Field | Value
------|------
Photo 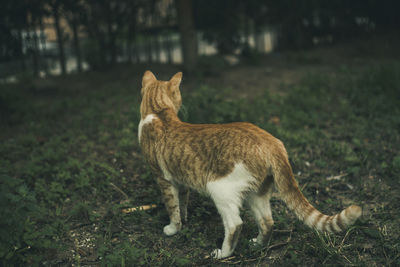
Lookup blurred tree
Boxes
[125,1,142,64]
[193,0,271,54]
[194,0,243,54]
[0,0,29,69]
[194,0,399,52]
[266,0,400,49]
[0,0,48,76]
[64,0,86,73]
[48,0,67,75]
[25,0,48,77]
[176,0,198,73]
[1,0,399,77]
[83,0,144,68]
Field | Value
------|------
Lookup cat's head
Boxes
[140,71,183,117]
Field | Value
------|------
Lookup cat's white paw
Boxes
[211,249,223,259]
[249,237,262,246]
[249,238,258,244]
[163,224,178,236]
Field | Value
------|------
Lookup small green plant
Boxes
[0,57,399,265]
[0,174,55,265]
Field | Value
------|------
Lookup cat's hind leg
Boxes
[157,178,182,236]
[209,195,243,259]
[206,163,255,259]
[247,185,274,246]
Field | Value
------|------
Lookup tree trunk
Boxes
[106,3,117,65]
[127,24,135,63]
[132,40,140,63]
[39,18,49,75]
[91,24,107,68]
[53,6,67,75]
[165,34,172,64]
[71,13,82,72]
[18,28,26,71]
[109,34,117,65]
[126,40,131,63]
[97,33,107,67]
[176,0,198,73]
[146,34,153,63]
[31,30,40,77]
[127,32,132,63]
[245,17,251,49]
[154,35,161,62]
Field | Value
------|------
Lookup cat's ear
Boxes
[142,70,157,88]
[170,72,183,87]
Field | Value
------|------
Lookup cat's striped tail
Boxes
[272,156,361,232]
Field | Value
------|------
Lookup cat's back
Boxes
[162,120,285,166]
[167,120,280,147]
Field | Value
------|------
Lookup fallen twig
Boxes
[326,173,348,181]
[122,204,157,214]
[109,182,129,200]
[219,256,236,263]
[267,241,289,250]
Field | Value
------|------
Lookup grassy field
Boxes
[1,39,400,266]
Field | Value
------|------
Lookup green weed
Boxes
[0,60,399,265]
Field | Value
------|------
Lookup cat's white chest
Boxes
[138,114,156,143]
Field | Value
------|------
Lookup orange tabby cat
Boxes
[138,71,361,259]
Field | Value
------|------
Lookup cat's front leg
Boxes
[157,177,182,236]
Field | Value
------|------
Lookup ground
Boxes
[1,34,399,266]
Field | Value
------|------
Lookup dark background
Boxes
[1,0,399,77]
[1,1,399,266]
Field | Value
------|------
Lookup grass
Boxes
[1,54,400,266]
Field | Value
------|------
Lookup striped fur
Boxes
[139,71,362,259]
